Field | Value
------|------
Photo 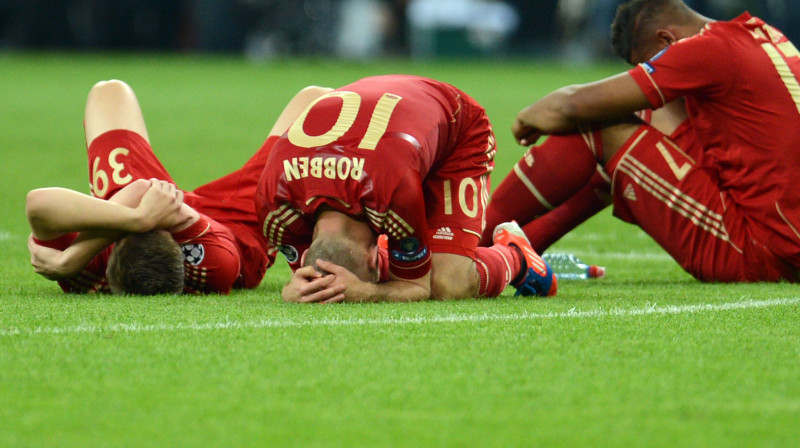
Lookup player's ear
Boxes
[368,244,379,271]
[367,244,380,282]
[655,29,678,47]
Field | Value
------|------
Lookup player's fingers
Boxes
[175,189,184,205]
[321,294,346,304]
[150,179,169,193]
[303,274,340,292]
[295,265,323,280]
[298,284,346,303]
[512,123,539,146]
[316,259,348,275]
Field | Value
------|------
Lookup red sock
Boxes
[482,132,600,246]
[474,245,522,297]
[522,168,611,253]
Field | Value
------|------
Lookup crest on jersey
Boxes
[391,237,428,263]
[280,245,300,263]
[399,237,419,253]
[182,244,205,266]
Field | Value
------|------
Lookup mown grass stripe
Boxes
[3,297,798,337]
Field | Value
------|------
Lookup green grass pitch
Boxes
[1,53,799,447]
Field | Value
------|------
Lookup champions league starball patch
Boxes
[390,237,428,263]
[280,245,300,263]
[182,244,205,265]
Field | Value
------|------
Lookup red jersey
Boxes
[628,13,800,266]
[61,129,250,294]
[187,135,280,288]
[257,75,491,279]
[35,214,240,294]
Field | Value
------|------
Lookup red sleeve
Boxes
[629,29,734,108]
[385,175,432,280]
[172,216,241,294]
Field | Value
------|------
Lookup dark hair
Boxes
[612,0,686,64]
[107,230,184,295]
[303,235,372,282]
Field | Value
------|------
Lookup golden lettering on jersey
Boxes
[283,156,365,181]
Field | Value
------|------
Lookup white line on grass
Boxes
[552,251,674,261]
[2,297,798,337]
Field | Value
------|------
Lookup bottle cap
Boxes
[588,265,606,279]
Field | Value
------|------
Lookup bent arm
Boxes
[513,72,651,144]
[282,261,431,303]
[26,180,189,277]
[347,272,431,303]
[26,179,185,241]
[27,188,145,241]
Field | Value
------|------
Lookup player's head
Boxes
[303,235,377,282]
[305,208,379,282]
[106,230,185,295]
[611,0,706,64]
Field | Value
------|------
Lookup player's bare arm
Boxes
[26,179,186,241]
[26,179,191,278]
[513,72,651,145]
[314,259,431,303]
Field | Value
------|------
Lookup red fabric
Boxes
[74,129,258,293]
[188,135,280,288]
[628,14,800,268]
[481,132,599,246]
[256,75,495,280]
[609,125,797,281]
[521,168,611,253]
[87,129,173,200]
[474,245,521,297]
[171,216,240,294]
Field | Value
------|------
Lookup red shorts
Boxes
[423,92,495,259]
[87,130,174,200]
[607,124,797,282]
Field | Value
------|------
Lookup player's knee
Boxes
[88,79,135,104]
[430,260,479,300]
[600,121,641,166]
[430,274,475,300]
[296,85,334,102]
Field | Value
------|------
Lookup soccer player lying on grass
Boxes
[490,0,800,282]
[26,80,329,294]
[257,75,558,303]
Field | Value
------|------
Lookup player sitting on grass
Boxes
[489,0,800,282]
